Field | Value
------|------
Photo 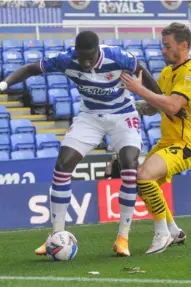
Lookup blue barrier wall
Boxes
[0,175,190,230]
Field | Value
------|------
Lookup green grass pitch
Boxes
[0,217,191,287]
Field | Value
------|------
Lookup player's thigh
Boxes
[138,152,167,181]
[62,112,105,157]
[138,141,168,183]
[138,144,191,182]
[108,112,142,153]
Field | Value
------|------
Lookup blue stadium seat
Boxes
[24,50,43,64]
[148,60,166,73]
[53,97,72,119]
[64,39,75,50]
[26,76,47,104]
[10,119,36,134]
[147,128,161,146]
[3,63,22,77]
[8,83,24,93]
[72,101,80,117]
[0,119,10,134]
[103,39,121,46]
[139,116,144,130]
[70,88,80,102]
[127,48,145,61]
[26,75,46,90]
[0,150,10,160]
[152,72,160,82]
[68,79,76,88]
[123,38,142,49]
[37,147,59,158]
[143,113,161,130]
[31,89,47,105]
[44,51,59,59]
[47,75,68,89]
[0,134,10,151]
[142,38,161,50]
[139,60,147,69]
[11,133,35,151]
[48,88,70,105]
[2,40,22,52]
[145,49,164,61]
[23,40,43,52]
[11,150,35,160]
[36,133,60,150]
[2,51,23,64]
[43,39,63,51]
[0,105,10,118]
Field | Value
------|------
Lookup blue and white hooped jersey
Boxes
[40,45,137,114]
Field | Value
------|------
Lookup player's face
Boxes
[76,48,99,72]
[162,34,182,65]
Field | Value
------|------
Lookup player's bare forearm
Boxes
[5,62,42,87]
[135,62,162,94]
[134,85,179,115]
[135,100,158,116]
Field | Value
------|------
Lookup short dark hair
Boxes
[161,22,191,49]
[75,31,99,50]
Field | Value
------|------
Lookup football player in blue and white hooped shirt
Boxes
[0,31,161,257]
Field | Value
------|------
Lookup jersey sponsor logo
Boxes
[160,0,183,10]
[68,0,91,10]
[78,86,116,96]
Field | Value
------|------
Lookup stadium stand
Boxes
[0,37,168,160]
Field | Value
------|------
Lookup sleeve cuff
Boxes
[172,91,189,102]
[40,60,46,73]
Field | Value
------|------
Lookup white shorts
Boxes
[62,111,142,157]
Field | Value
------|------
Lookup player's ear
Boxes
[180,41,188,51]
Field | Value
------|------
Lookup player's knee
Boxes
[121,159,138,170]
[55,155,69,172]
[55,146,83,173]
[119,146,139,170]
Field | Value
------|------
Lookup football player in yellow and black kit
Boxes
[121,22,190,254]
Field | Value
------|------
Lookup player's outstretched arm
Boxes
[135,61,161,94]
[0,62,42,92]
[134,61,159,116]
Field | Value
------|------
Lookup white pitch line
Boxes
[0,276,191,285]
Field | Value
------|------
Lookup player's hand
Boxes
[120,71,143,94]
[175,108,187,119]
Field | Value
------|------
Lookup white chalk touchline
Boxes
[0,276,190,285]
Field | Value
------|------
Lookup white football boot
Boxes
[146,232,174,255]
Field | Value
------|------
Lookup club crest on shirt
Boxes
[184,75,191,90]
[185,75,191,81]
[105,72,114,81]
